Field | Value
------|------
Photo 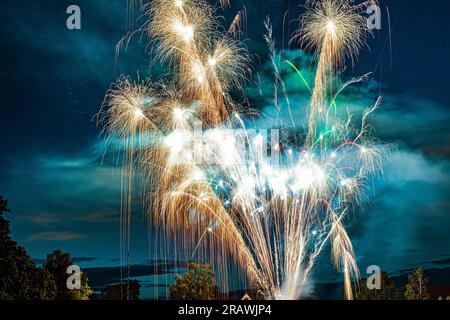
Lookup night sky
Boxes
[1,0,450,298]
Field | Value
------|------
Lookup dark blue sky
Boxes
[1,0,450,297]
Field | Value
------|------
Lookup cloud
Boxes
[384,149,449,184]
[20,214,60,225]
[83,260,190,290]
[0,146,151,264]
[33,256,98,265]
[4,0,146,85]
[20,210,118,225]
[1,150,123,219]
[26,231,85,242]
[74,211,118,223]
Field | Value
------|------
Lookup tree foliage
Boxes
[404,268,430,300]
[355,272,399,300]
[102,280,141,300]
[0,196,57,300]
[0,196,92,300]
[170,263,218,300]
[43,250,93,300]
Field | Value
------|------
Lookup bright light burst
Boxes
[101,0,390,300]
[293,0,378,143]
[296,0,376,66]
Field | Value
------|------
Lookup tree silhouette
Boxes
[404,268,430,300]
[43,250,93,300]
[170,263,219,300]
[0,196,94,300]
[0,196,56,300]
[102,280,141,300]
[355,272,399,300]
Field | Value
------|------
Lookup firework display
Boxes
[100,0,389,300]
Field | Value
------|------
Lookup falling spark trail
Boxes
[101,0,389,300]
